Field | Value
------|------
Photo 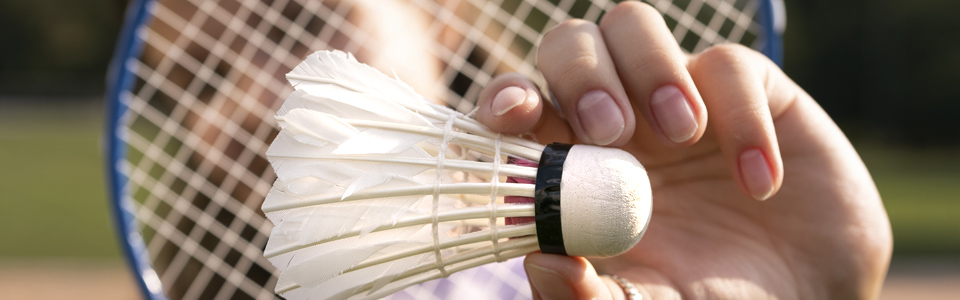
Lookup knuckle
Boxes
[625,48,675,75]
[726,102,765,124]
[539,19,599,59]
[545,19,596,40]
[554,55,600,83]
[537,23,605,79]
[601,1,660,28]
[725,106,770,142]
[539,53,599,95]
[698,43,752,71]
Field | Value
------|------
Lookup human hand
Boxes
[474,2,892,299]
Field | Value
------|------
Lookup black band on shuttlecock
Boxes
[535,143,572,256]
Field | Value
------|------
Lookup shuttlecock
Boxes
[262,50,652,299]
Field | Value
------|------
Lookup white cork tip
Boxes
[560,145,652,257]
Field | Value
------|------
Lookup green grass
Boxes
[0,104,956,258]
[857,143,960,255]
[0,103,120,258]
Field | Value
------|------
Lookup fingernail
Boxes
[740,149,775,200]
[577,90,625,145]
[526,256,576,300]
[492,86,528,116]
[650,85,698,143]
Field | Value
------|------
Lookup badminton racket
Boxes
[105,0,784,299]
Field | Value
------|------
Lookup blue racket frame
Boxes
[104,0,784,299]
[105,0,166,299]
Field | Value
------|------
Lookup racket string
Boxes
[119,0,766,299]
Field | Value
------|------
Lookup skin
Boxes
[473,2,892,299]
[146,0,891,298]
[313,1,890,298]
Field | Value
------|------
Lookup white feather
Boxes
[262,50,543,299]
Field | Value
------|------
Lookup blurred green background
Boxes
[0,0,957,272]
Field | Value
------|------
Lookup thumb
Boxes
[475,73,545,134]
[524,252,623,300]
[476,73,576,144]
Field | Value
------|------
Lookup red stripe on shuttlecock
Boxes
[505,156,537,225]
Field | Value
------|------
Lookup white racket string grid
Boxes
[105,0,782,299]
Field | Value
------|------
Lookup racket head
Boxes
[105,0,784,299]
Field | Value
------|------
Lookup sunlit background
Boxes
[1,0,957,299]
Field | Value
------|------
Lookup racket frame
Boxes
[106,0,168,299]
[104,0,784,299]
